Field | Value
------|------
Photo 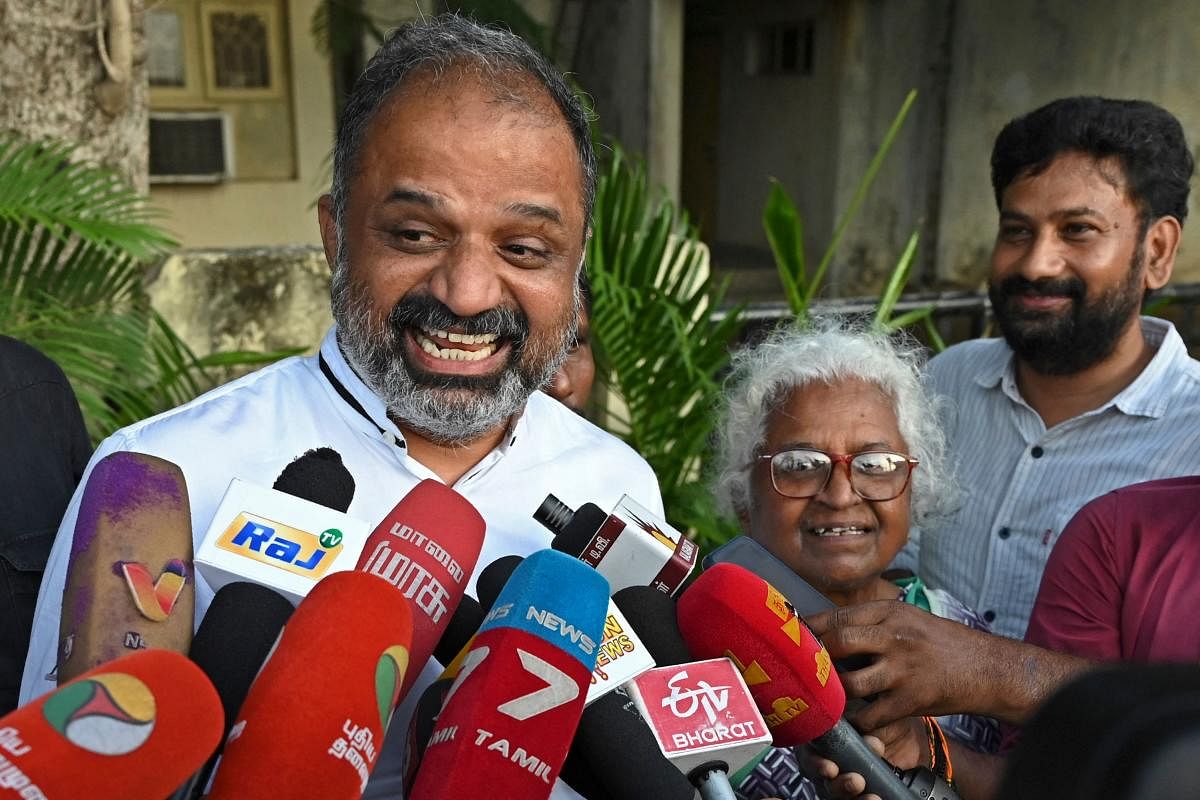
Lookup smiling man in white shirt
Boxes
[20,15,661,799]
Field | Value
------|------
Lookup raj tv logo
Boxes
[216,512,344,578]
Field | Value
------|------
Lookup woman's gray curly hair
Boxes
[711,316,956,527]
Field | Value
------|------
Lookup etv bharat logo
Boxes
[216,512,344,578]
[374,644,410,732]
[42,672,156,755]
[661,669,730,725]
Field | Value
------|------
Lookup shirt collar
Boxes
[1109,317,1182,418]
[979,316,1183,419]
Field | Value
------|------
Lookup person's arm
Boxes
[807,601,1092,730]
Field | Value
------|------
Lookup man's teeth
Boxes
[416,331,498,361]
[810,526,868,537]
[423,328,499,345]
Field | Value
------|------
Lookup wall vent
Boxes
[149,112,233,183]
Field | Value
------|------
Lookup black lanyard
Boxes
[318,352,388,437]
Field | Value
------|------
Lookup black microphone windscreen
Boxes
[550,503,609,557]
[572,687,695,799]
[475,555,524,612]
[188,581,294,731]
[271,446,355,511]
[1002,663,1200,800]
[433,595,483,665]
[612,585,692,666]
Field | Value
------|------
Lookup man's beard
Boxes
[988,245,1145,376]
[330,253,578,445]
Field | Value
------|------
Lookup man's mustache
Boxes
[996,275,1086,300]
[387,293,529,341]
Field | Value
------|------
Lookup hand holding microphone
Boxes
[678,563,920,800]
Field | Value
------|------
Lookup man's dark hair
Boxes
[991,96,1194,228]
[329,14,596,239]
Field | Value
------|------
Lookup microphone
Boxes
[562,585,699,800]
[433,594,483,666]
[534,493,698,594]
[677,562,916,800]
[409,549,609,800]
[356,479,485,699]
[0,649,222,798]
[468,553,655,702]
[58,451,195,684]
[703,536,870,672]
[205,570,414,800]
[399,595,485,792]
[630,658,774,800]
[188,582,295,730]
[272,446,355,511]
[167,581,295,799]
[194,449,371,603]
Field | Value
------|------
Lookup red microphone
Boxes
[356,479,485,699]
[205,571,413,800]
[0,649,222,798]
[409,549,609,800]
[677,562,914,800]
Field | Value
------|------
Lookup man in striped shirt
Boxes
[808,96,1200,800]
[916,96,1200,642]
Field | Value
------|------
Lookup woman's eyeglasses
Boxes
[752,448,919,501]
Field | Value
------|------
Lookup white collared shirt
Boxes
[903,317,1200,639]
[20,327,663,798]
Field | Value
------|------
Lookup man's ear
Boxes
[1143,215,1182,290]
[317,194,339,273]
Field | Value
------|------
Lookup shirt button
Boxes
[1031,446,1044,458]
[983,610,996,623]
[998,527,1011,540]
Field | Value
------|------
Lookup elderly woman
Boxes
[711,318,996,799]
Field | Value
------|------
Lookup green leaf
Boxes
[874,229,922,327]
[807,89,918,303]
[587,144,745,540]
[762,180,808,316]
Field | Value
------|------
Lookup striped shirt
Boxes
[909,317,1200,639]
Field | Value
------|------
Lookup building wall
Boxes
[936,0,1200,286]
[148,0,336,249]
[678,0,1200,299]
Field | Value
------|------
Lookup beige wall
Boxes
[673,0,1200,299]
[936,0,1200,286]
[149,0,335,249]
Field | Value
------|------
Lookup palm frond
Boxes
[0,135,301,442]
[587,146,745,543]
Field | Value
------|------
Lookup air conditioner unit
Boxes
[149,111,234,183]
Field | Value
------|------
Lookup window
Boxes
[745,21,815,76]
[200,2,284,99]
[148,0,295,181]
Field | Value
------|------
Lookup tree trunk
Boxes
[0,0,148,192]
